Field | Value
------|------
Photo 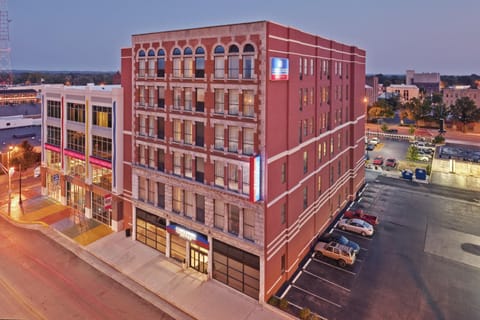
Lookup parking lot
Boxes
[278,173,480,320]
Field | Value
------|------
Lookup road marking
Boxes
[302,269,351,292]
[280,284,292,299]
[291,284,342,308]
[312,256,357,275]
[0,277,47,320]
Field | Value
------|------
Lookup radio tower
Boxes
[0,0,12,86]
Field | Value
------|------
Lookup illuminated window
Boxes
[92,105,112,128]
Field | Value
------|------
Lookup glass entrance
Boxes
[190,244,208,274]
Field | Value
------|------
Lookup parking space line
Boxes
[292,284,342,308]
[279,284,292,299]
[292,269,303,284]
[312,257,357,275]
[302,269,351,292]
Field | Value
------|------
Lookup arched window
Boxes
[195,47,205,78]
[173,48,181,77]
[147,50,156,76]
[228,45,239,79]
[184,47,193,77]
[214,45,225,54]
[138,50,146,77]
[157,49,165,77]
[148,49,155,57]
[242,44,255,80]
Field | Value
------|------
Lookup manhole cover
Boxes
[461,243,480,256]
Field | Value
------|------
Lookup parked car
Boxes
[314,241,356,267]
[373,155,384,166]
[386,128,398,134]
[366,143,375,151]
[385,158,397,168]
[319,233,360,254]
[418,155,431,162]
[337,218,374,237]
[343,209,379,226]
[369,137,380,145]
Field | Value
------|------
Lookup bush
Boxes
[267,296,279,307]
[426,164,431,175]
[308,314,320,320]
[433,134,445,144]
[299,307,311,319]
[279,297,289,310]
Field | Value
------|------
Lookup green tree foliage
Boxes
[406,145,419,161]
[368,99,395,121]
[449,97,480,132]
[405,98,432,123]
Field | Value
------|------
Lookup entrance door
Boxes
[190,244,208,274]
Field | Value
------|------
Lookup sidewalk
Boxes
[0,193,292,320]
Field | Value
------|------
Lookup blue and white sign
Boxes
[270,57,289,80]
[250,155,262,202]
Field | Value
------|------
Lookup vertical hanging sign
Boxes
[249,155,262,202]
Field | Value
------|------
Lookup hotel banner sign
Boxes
[270,57,289,81]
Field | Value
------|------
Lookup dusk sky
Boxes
[8,0,480,75]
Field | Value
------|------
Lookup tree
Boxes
[9,140,40,171]
[449,96,480,132]
[405,98,432,124]
[406,145,419,161]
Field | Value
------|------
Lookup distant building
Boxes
[121,21,366,302]
[365,76,379,104]
[406,69,440,95]
[40,84,124,231]
[386,84,420,102]
[443,85,480,107]
[0,88,39,105]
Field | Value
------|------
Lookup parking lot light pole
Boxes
[7,146,13,217]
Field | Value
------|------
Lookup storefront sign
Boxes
[250,155,262,202]
[104,194,112,210]
[167,224,209,248]
[270,57,289,80]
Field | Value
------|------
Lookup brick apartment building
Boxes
[120,21,366,302]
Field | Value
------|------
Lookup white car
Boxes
[337,218,374,237]
[369,137,380,146]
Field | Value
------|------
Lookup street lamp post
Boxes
[19,163,22,205]
[7,146,13,217]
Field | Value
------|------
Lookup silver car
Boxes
[337,218,374,237]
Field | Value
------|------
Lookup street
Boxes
[0,217,174,320]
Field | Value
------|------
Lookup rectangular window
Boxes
[195,57,205,78]
[195,122,204,147]
[281,255,286,274]
[196,89,205,112]
[228,126,239,153]
[139,86,145,106]
[214,56,224,79]
[281,163,286,183]
[148,179,155,203]
[138,145,145,166]
[318,143,322,161]
[317,176,322,195]
[214,124,224,150]
[214,89,224,114]
[184,57,193,78]
[138,176,146,201]
[138,59,145,77]
[242,165,250,195]
[243,128,254,156]
[281,203,286,224]
[243,209,255,241]
[158,87,165,108]
[228,205,240,235]
[173,58,181,77]
[214,161,224,187]
[228,163,239,191]
[66,130,85,153]
[149,147,155,168]
[148,116,155,137]
[149,86,155,107]
[185,191,194,219]
[214,200,225,229]
[157,149,165,172]
[92,135,112,161]
[67,102,85,123]
[148,59,155,77]
[173,119,182,143]
[184,88,192,111]
[303,151,308,174]
[47,126,61,147]
[173,152,182,176]
[184,120,193,145]
[228,55,239,79]
[172,187,184,213]
[47,100,61,118]
[195,157,204,183]
[92,105,112,128]
[228,90,239,115]
[184,154,192,178]
[173,87,182,110]
[157,58,165,77]
[157,182,165,208]
[157,117,165,139]
[303,187,308,209]
[243,55,254,79]
[139,116,146,136]
[195,195,205,223]
[243,90,254,117]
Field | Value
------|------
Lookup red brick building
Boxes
[120,21,365,302]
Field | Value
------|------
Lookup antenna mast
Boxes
[0,0,12,85]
